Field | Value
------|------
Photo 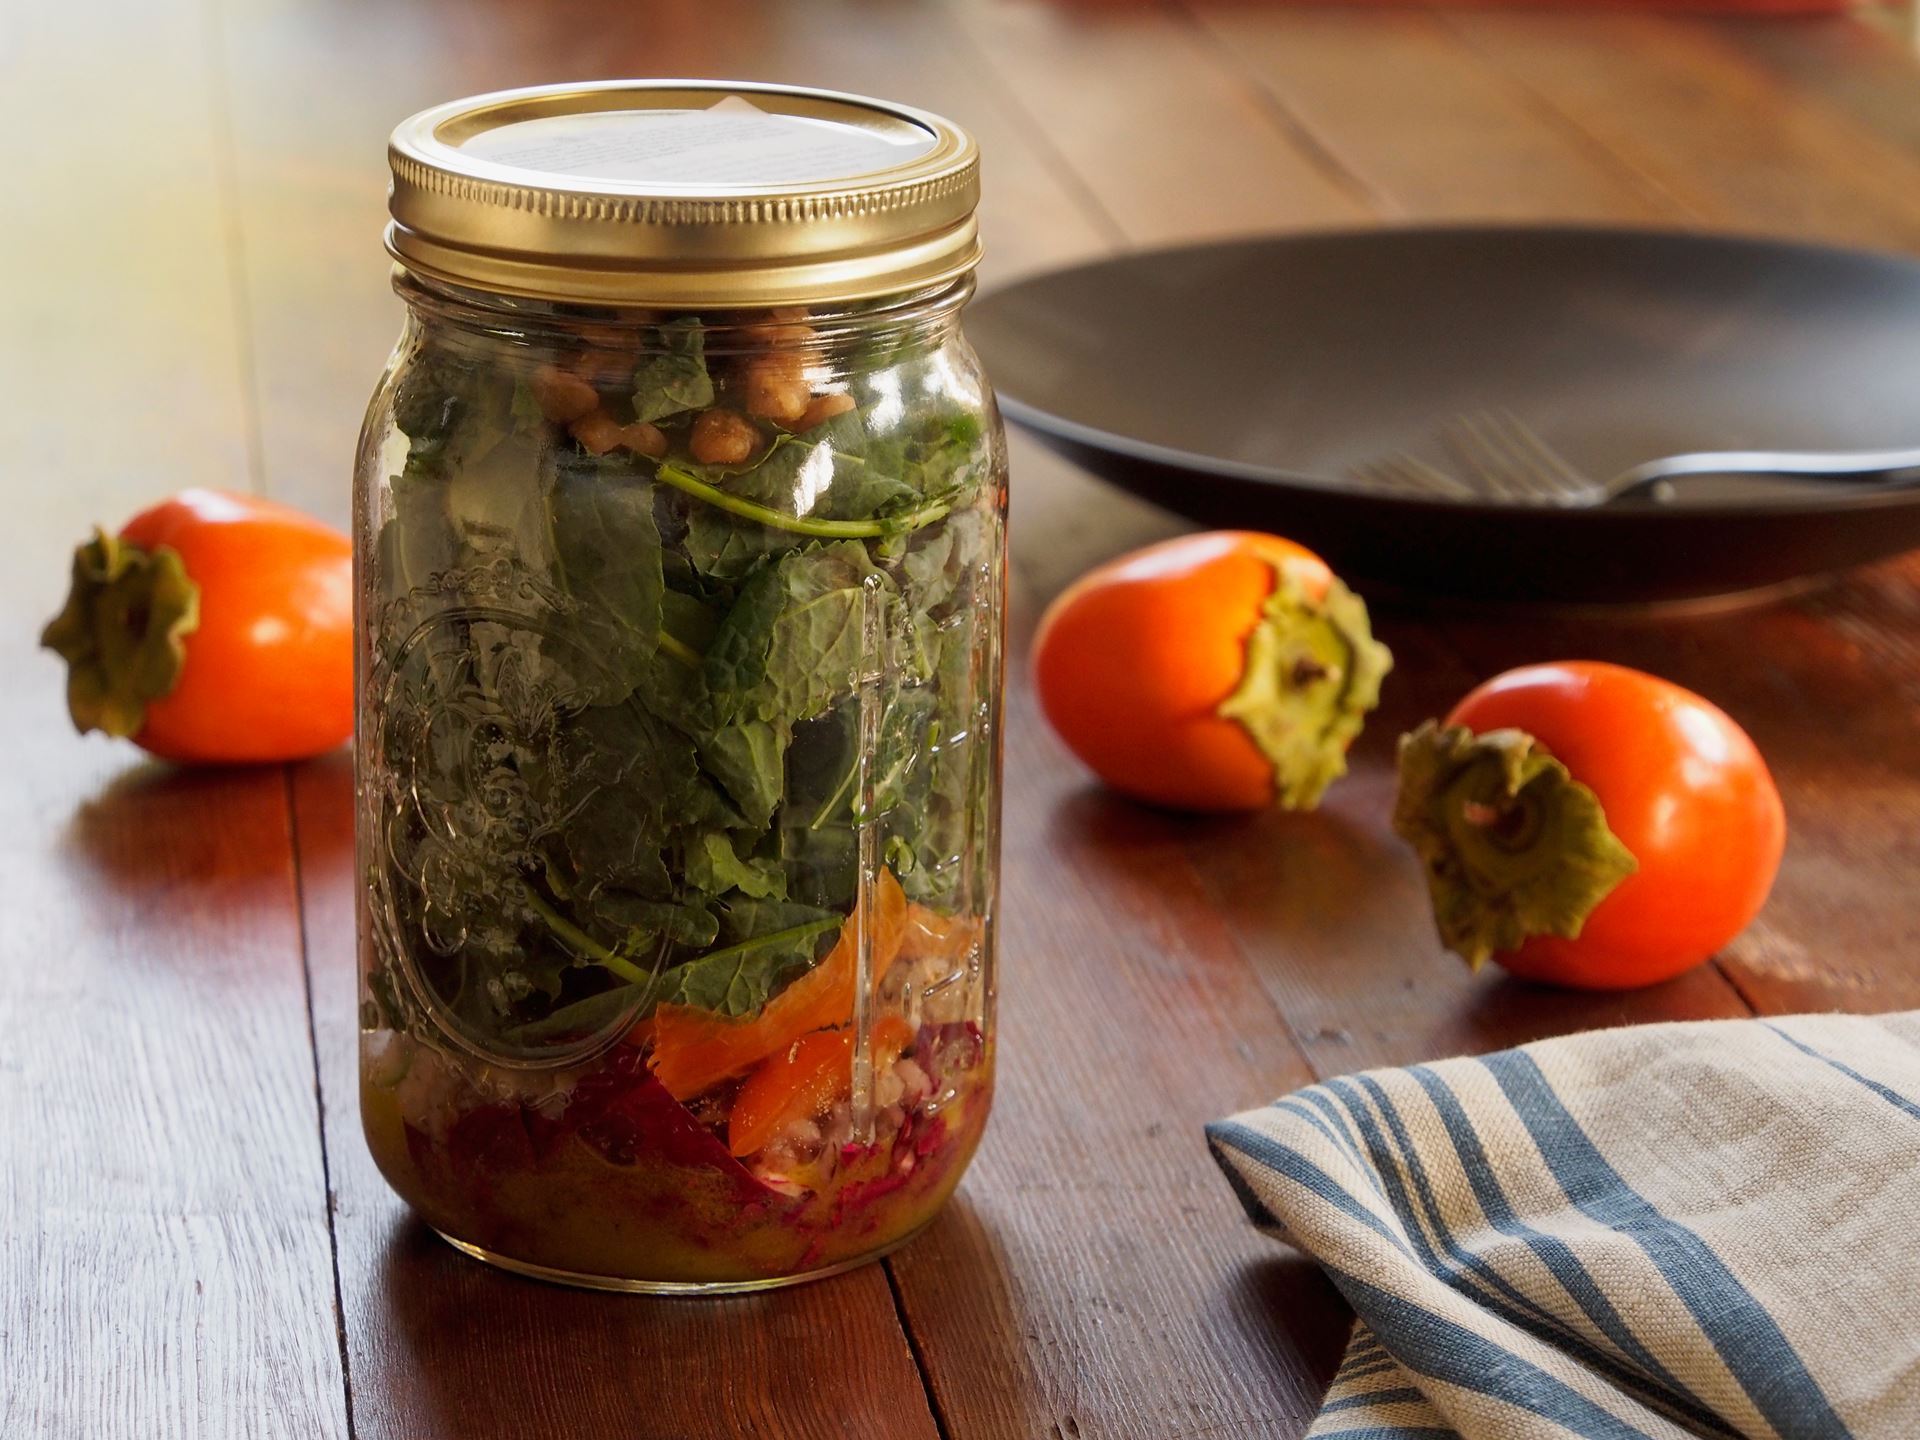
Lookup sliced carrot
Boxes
[862,868,911,978]
[651,869,910,1099]
[727,1030,853,1157]
[725,1014,922,1157]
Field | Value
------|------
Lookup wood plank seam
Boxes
[1430,10,1709,225]
[286,764,362,1439]
[1711,956,1766,1017]
[217,0,356,1403]
[199,0,270,498]
[932,0,1134,252]
[885,1257,957,1440]
[1167,0,1396,218]
[1443,12,1920,249]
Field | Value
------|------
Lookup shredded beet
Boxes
[913,1116,948,1158]
[835,1169,912,1218]
[564,1050,777,1204]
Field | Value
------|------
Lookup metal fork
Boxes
[1350,410,1920,508]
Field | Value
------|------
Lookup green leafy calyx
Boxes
[1217,570,1392,809]
[1392,721,1638,970]
[40,529,201,739]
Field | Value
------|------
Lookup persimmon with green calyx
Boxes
[1032,531,1392,812]
[1394,661,1785,990]
[41,489,353,764]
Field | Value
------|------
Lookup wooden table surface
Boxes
[8,3,1920,1436]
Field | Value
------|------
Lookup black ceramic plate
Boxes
[970,227,1920,603]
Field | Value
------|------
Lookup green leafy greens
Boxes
[365,314,1000,1058]
[631,319,715,422]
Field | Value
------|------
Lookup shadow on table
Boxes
[1447,961,1738,1052]
[363,1208,929,1437]
[61,751,354,890]
[64,759,244,880]
[1039,772,1391,873]
[1224,1255,1352,1408]
[364,1213,656,1435]
[890,1189,1352,1437]
[1040,772,1743,1063]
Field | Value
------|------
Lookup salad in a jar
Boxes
[356,291,1003,1288]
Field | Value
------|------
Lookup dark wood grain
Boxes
[1,5,351,1437]
[1181,5,1679,226]
[11,4,1920,1437]
[1445,11,1920,250]
[0,763,349,1440]
[1724,14,1920,165]
[943,0,1373,243]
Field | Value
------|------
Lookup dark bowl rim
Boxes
[975,222,1920,522]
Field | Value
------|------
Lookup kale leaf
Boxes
[367,316,998,1059]
[684,831,787,900]
[543,455,665,702]
[631,319,714,422]
[637,899,841,1015]
[705,540,893,726]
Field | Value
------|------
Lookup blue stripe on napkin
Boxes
[1763,1024,1920,1125]
[1210,1013,1920,1438]
[1479,1050,1846,1438]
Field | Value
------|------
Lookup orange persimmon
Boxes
[1032,531,1390,812]
[1395,661,1785,990]
[41,489,353,763]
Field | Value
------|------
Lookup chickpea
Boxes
[621,420,668,459]
[796,392,857,432]
[739,351,811,424]
[569,410,668,459]
[578,316,657,344]
[566,321,651,385]
[529,365,600,424]
[689,408,760,466]
[568,409,625,455]
[738,306,819,345]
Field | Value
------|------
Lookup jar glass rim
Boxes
[391,265,977,349]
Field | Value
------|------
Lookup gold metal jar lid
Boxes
[386,80,981,308]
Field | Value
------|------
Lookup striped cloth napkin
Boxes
[1207,1012,1920,1439]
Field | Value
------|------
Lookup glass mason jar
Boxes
[354,83,1004,1291]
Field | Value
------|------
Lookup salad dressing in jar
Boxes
[354,81,1003,1291]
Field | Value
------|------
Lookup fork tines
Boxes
[1443,411,1591,504]
[1347,412,1593,506]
